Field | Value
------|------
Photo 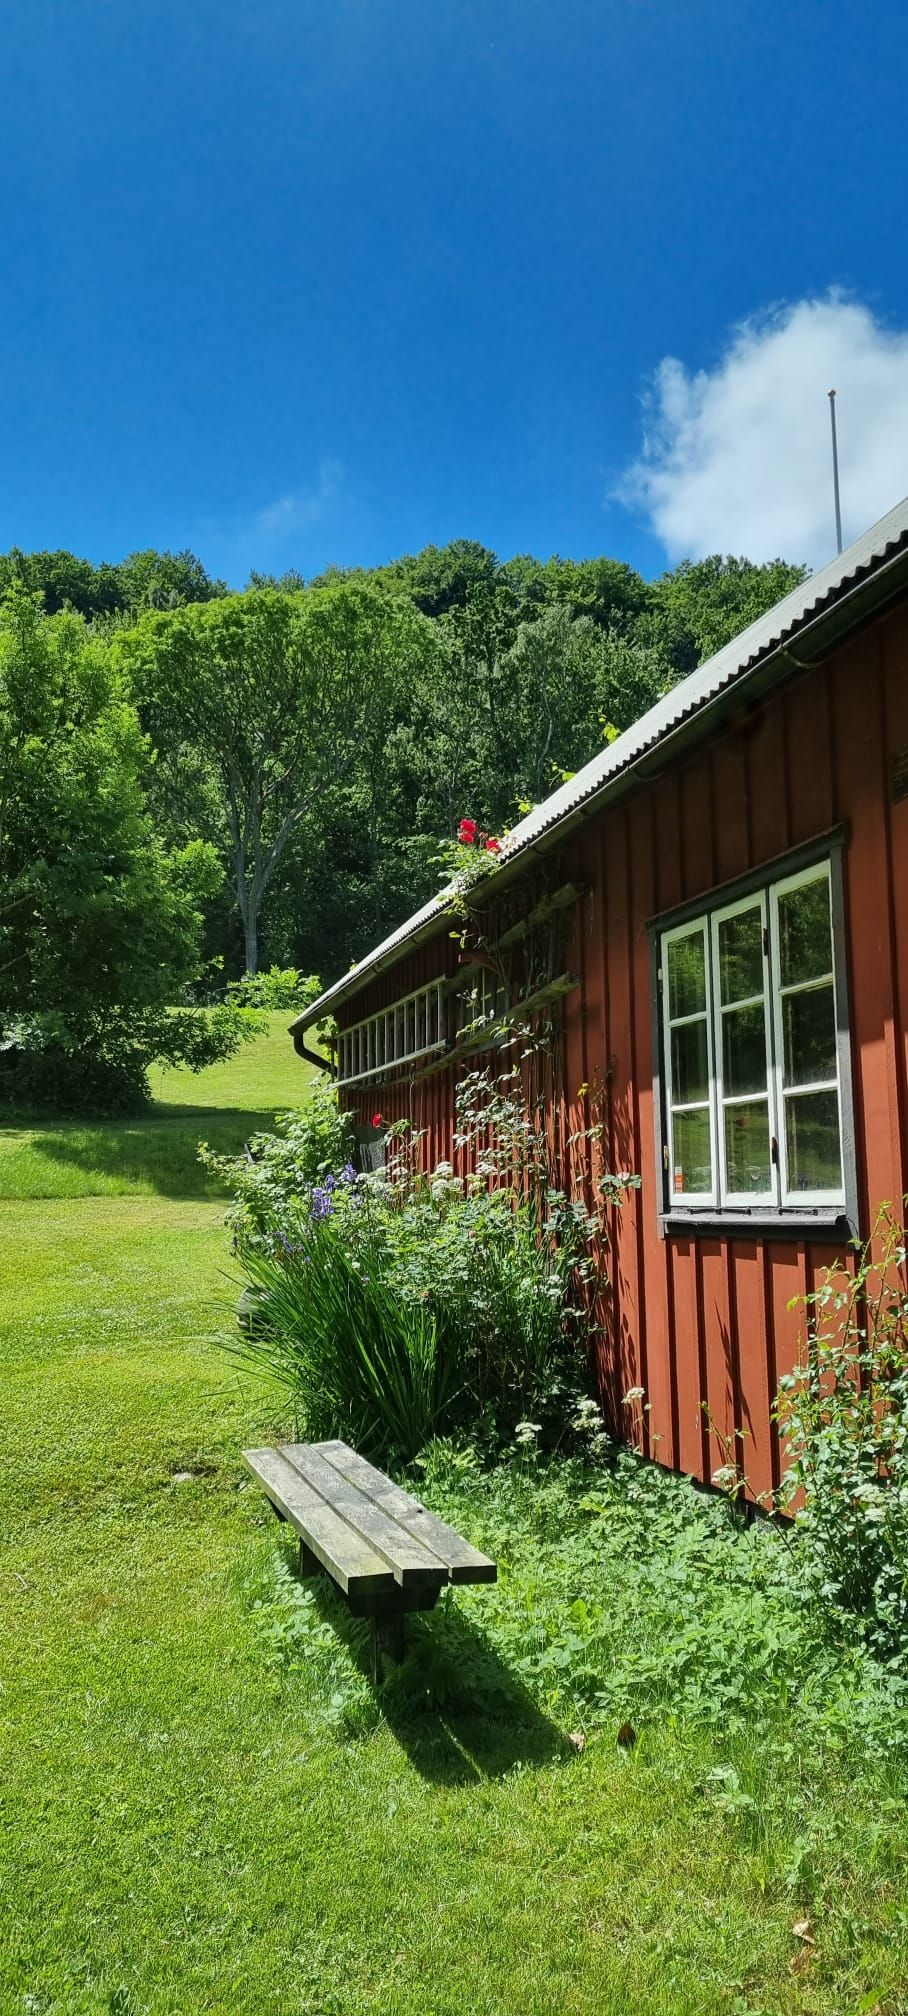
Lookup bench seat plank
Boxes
[281,1444,448,1591]
[311,1440,498,1585]
[242,1448,395,1601]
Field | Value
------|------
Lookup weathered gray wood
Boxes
[370,1612,405,1680]
[312,1440,497,1585]
[242,1448,394,1602]
[281,1444,449,1592]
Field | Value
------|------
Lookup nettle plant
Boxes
[775,1203,908,1658]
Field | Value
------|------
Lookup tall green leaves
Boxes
[233,1224,458,1462]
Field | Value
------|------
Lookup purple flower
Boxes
[340,1163,357,1185]
[309,1186,334,1222]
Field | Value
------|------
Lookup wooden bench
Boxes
[243,1438,497,1678]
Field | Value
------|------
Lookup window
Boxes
[456,964,508,1038]
[657,855,852,1222]
[337,983,446,1085]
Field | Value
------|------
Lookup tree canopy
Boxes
[0,590,247,1110]
[0,531,808,1042]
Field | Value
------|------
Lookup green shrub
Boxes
[0,1002,256,1116]
[215,1068,624,1460]
[227,966,322,1011]
[200,1081,357,1240]
[232,1210,458,1461]
[775,1203,908,1660]
[225,1161,582,1461]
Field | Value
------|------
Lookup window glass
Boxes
[713,898,773,1200]
[777,876,832,987]
[670,1019,710,1106]
[717,907,763,1003]
[722,1001,769,1098]
[665,923,714,1197]
[785,1089,842,1192]
[668,933,706,1018]
[782,983,837,1087]
[724,1100,772,1194]
[672,1108,713,1196]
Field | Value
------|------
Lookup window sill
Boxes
[659,1208,855,1243]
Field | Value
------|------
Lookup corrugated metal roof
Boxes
[294,494,908,1032]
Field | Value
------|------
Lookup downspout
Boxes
[292,1026,334,1076]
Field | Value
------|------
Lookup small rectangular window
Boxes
[656,854,851,1224]
[338,982,448,1082]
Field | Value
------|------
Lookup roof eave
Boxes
[292,532,908,1033]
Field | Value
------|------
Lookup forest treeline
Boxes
[3,536,804,983]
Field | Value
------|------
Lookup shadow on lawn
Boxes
[304,1570,569,1785]
[15,1106,280,1199]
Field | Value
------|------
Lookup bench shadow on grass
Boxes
[299,1560,569,1786]
[17,1106,281,1199]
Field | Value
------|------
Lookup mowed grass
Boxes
[0,1011,305,1199]
[1,1024,907,2014]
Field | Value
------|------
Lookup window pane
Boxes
[782,981,837,1087]
[778,875,832,987]
[785,1088,842,1193]
[668,931,706,1019]
[717,905,763,1004]
[724,1099,772,1194]
[670,1017,709,1105]
[671,1107,713,1195]
[721,1001,769,1098]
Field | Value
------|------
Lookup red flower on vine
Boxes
[371,1112,383,1128]
[484,837,501,855]
[457,817,478,845]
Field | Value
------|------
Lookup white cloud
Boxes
[253,457,343,539]
[200,458,344,584]
[618,295,908,568]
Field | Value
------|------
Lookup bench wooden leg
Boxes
[297,1539,319,1579]
[370,1612,405,1681]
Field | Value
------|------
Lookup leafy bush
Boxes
[775,1204,908,1659]
[415,1440,908,1762]
[0,589,255,1113]
[200,1081,357,1240]
[215,1068,624,1459]
[227,966,323,1012]
[231,1172,577,1459]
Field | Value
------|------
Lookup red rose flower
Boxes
[484,837,501,855]
[371,1112,384,1129]
[457,817,478,845]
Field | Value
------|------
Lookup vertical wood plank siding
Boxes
[336,606,908,1499]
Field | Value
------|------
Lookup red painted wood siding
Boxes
[334,603,908,1500]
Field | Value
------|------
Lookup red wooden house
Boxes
[292,499,908,1503]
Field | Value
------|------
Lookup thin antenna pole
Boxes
[828,388,843,555]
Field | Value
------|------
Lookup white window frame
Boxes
[662,917,717,1208]
[657,853,850,1224]
[337,981,446,1085]
[769,862,844,1209]
[710,889,776,1209]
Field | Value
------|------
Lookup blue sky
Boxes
[2,0,907,584]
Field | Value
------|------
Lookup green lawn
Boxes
[1,1021,906,2015]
